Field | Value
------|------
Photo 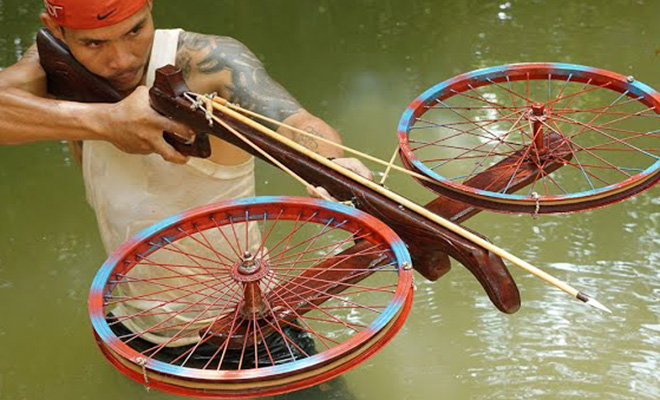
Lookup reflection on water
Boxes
[2,0,660,399]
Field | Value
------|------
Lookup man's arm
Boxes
[176,32,345,159]
[0,45,194,163]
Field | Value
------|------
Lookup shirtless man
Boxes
[0,0,371,253]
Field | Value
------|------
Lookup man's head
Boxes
[41,0,155,92]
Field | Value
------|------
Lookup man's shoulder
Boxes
[176,31,260,80]
[177,31,249,60]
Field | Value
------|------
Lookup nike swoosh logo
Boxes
[97,9,116,20]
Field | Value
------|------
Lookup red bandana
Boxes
[44,0,149,30]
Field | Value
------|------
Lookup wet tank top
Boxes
[83,29,261,345]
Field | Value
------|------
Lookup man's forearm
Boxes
[0,87,108,145]
[279,110,343,159]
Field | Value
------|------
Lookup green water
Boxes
[2,0,660,399]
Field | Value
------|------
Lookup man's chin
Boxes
[110,76,143,94]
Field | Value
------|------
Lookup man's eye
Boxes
[86,41,103,49]
[129,26,143,36]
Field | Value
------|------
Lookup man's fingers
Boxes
[158,115,196,142]
[153,140,188,164]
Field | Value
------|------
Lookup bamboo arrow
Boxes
[193,93,611,314]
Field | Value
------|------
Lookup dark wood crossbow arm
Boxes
[152,66,612,314]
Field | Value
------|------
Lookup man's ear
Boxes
[39,12,65,41]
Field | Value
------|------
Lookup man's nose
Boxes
[105,44,135,72]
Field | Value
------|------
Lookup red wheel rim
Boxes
[398,63,660,213]
[89,196,413,397]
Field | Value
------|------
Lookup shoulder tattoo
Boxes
[176,31,302,123]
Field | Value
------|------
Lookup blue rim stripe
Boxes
[89,196,413,380]
[399,62,660,202]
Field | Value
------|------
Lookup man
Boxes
[0,0,371,252]
[0,0,371,382]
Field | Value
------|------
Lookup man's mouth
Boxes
[111,69,141,85]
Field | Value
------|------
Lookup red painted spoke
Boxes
[410,108,528,152]
[551,73,573,106]
[543,119,627,184]
[277,318,340,347]
[207,306,243,370]
[563,90,632,145]
[271,298,335,350]
[295,305,386,312]
[552,115,653,171]
[485,76,532,105]
[253,314,275,368]
[147,240,232,269]
[461,111,529,181]
[553,107,658,118]
[558,105,656,141]
[552,95,644,115]
[567,121,660,138]
[468,83,527,121]
[562,160,641,181]
[526,72,530,105]
[419,152,517,164]
[110,270,224,285]
[580,145,660,154]
[270,272,383,315]
[274,243,393,305]
[106,270,234,307]
[417,143,520,161]
[269,248,390,269]
[260,272,342,348]
[426,105,518,111]
[120,280,237,347]
[546,79,611,107]
[172,288,243,367]
[128,260,226,273]
[258,281,308,360]
[228,216,246,257]
[427,134,522,173]
[254,209,283,261]
[209,216,243,260]
[274,271,397,295]
[412,116,522,128]
[268,230,369,266]
[267,220,346,265]
[504,75,520,108]
[259,317,310,359]
[495,123,567,195]
[190,225,236,265]
[155,292,238,367]
[260,212,317,261]
[431,99,523,151]
[266,278,365,332]
[110,276,235,311]
[237,319,251,370]
[544,118,597,190]
[449,87,518,113]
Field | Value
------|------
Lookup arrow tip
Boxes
[579,293,612,313]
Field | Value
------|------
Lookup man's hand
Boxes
[101,86,196,164]
[307,157,374,200]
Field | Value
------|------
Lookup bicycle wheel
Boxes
[89,196,413,398]
[398,62,660,213]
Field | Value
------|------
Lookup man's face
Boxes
[55,4,155,92]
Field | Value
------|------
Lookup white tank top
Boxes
[83,29,256,255]
[84,29,261,346]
